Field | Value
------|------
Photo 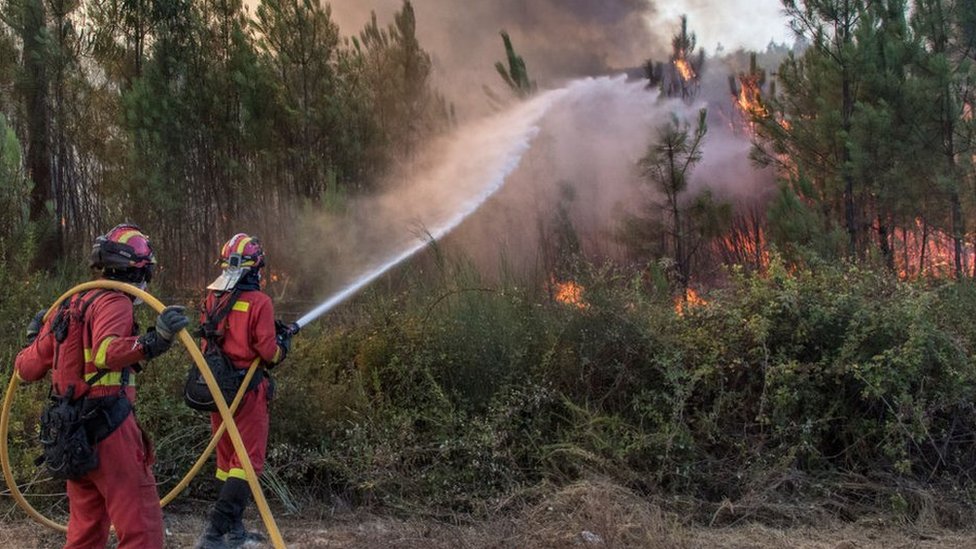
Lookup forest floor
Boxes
[3,480,975,548]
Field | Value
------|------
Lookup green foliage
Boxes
[0,113,30,249]
[766,179,846,264]
[757,0,976,273]
[494,31,535,99]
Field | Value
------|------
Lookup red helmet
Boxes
[219,233,265,269]
[208,233,264,291]
[90,223,156,275]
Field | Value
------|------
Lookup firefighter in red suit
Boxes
[195,233,294,549]
[15,224,189,549]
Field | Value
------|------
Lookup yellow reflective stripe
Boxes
[232,300,250,312]
[117,230,143,244]
[84,348,93,362]
[216,468,248,481]
[84,370,134,387]
[93,337,115,368]
[235,236,252,254]
[272,347,281,364]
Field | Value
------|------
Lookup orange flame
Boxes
[554,279,588,309]
[736,79,766,120]
[674,57,695,82]
[892,218,974,279]
[674,287,707,315]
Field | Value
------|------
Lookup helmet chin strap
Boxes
[133,281,148,305]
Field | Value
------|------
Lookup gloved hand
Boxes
[25,309,46,344]
[275,320,299,338]
[274,320,298,365]
[276,332,292,356]
[155,305,189,341]
[138,329,169,359]
[138,306,189,359]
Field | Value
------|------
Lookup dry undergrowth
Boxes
[4,479,976,548]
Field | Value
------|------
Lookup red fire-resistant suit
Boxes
[202,290,284,481]
[15,291,164,549]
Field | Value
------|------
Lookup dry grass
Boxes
[4,480,976,548]
[507,479,688,548]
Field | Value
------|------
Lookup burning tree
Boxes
[644,15,704,101]
[729,52,772,132]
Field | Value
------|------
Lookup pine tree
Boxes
[495,31,535,99]
[254,0,344,197]
[754,1,870,261]
[622,110,730,292]
[645,15,705,101]
[911,0,976,277]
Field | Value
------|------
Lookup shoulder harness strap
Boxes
[78,290,131,392]
[201,288,242,344]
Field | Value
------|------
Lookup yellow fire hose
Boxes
[0,281,286,548]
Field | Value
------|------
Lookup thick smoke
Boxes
[328,0,664,114]
[276,3,787,312]
[327,1,791,115]
[285,70,782,308]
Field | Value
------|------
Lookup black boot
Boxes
[194,522,228,549]
[221,478,267,548]
[226,523,267,548]
[196,479,246,549]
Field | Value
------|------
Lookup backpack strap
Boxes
[77,290,131,395]
[201,288,242,344]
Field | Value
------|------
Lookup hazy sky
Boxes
[658,0,792,52]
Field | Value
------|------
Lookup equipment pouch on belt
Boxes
[36,376,134,480]
[37,387,98,480]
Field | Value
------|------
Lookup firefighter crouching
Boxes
[195,234,295,549]
[14,224,189,549]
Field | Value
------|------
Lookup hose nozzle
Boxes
[275,320,300,337]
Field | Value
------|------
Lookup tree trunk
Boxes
[21,0,61,267]
[877,213,894,271]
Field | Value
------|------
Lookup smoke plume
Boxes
[328,0,664,114]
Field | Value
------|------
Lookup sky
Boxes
[654,0,793,53]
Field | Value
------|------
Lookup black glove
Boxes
[275,320,300,338]
[155,305,189,341]
[273,320,298,365]
[139,306,189,359]
[276,332,292,357]
[138,328,171,359]
[25,309,46,344]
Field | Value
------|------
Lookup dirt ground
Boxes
[3,480,976,548]
[3,514,975,549]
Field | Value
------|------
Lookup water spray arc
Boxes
[297,85,572,327]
